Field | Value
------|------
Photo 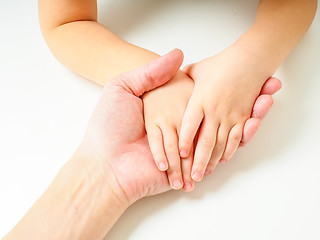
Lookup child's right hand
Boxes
[142,70,195,191]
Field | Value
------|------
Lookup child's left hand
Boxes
[179,45,271,181]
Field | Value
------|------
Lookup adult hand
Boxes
[80,49,185,205]
[4,49,185,240]
[5,49,281,240]
[83,49,282,202]
[239,76,282,148]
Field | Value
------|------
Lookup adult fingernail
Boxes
[192,172,202,181]
[172,179,182,189]
[158,162,167,171]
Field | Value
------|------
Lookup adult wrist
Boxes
[50,149,130,239]
[70,146,131,209]
[4,148,130,240]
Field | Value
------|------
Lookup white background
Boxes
[1,0,320,239]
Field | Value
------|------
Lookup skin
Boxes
[178,0,318,181]
[3,50,284,239]
[38,0,287,190]
[4,50,184,240]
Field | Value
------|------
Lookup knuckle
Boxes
[182,122,196,135]
[214,141,225,152]
[209,152,221,164]
[230,132,242,142]
[165,144,178,154]
[194,161,207,171]
[206,162,215,170]
[151,152,163,162]
[198,137,215,148]
[179,140,191,150]
[168,169,182,177]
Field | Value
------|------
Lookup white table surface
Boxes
[1,0,320,239]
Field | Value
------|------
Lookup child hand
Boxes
[179,46,272,181]
[142,71,195,191]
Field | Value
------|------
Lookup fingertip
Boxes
[252,95,273,119]
[179,148,189,158]
[204,169,213,175]
[269,77,282,91]
[165,48,184,66]
[178,137,192,158]
[158,161,168,171]
[171,179,183,190]
[173,48,184,58]
[191,171,203,182]
[241,118,261,146]
[219,159,227,164]
[183,182,194,192]
[261,77,283,95]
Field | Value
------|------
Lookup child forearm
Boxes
[234,0,317,76]
[39,0,159,86]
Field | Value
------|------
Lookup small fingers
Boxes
[163,128,183,190]
[220,124,243,163]
[203,125,229,175]
[146,124,168,171]
[179,98,204,158]
[191,118,218,181]
[182,144,195,192]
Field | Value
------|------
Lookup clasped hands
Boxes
[143,48,281,192]
[82,49,281,205]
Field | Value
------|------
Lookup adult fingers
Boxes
[252,95,274,120]
[219,124,243,163]
[239,118,261,147]
[260,77,282,95]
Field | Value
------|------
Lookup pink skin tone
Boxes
[146,72,281,190]
[4,50,187,239]
[3,49,283,240]
[176,47,282,184]
[82,49,186,203]
[145,68,281,192]
[91,49,281,195]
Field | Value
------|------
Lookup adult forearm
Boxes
[43,21,159,86]
[4,150,128,240]
[233,0,317,74]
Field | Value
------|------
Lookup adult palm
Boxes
[81,49,281,204]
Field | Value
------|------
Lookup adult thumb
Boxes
[108,49,184,97]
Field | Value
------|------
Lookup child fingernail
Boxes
[180,149,188,158]
[192,172,202,181]
[172,179,182,189]
[184,183,193,191]
[158,162,167,171]
[204,169,211,175]
[220,159,227,164]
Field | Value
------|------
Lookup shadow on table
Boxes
[100,0,318,239]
